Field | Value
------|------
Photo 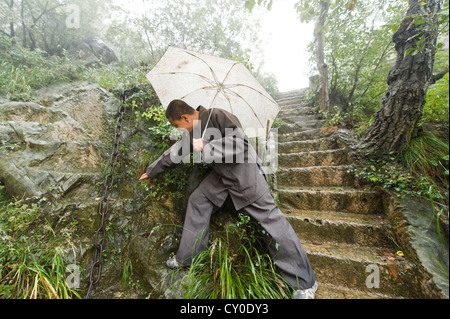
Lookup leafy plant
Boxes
[168,213,291,299]
[428,185,448,249]
[403,131,449,185]
[0,35,84,101]
[349,156,446,200]
[319,106,345,127]
[0,198,81,299]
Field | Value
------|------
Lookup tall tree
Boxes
[314,1,330,112]
[358,0,447,153]
[0,0,114,55]
[296,0,331,112]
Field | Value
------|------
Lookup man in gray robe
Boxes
[139,99,317,299]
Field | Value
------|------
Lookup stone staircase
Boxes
[273,90,421,299]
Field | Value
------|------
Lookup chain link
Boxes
[85,92,127,299]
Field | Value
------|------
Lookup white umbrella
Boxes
[146,46,280,139]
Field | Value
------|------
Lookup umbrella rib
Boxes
[221,61,241,84]
[225,83,279,108]
[183,51,221,86]
[179,86,220,100]
[226,90,264,128]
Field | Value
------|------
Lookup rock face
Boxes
[0,82,179,298]
[0,82,119,201]
[67,38,119,66]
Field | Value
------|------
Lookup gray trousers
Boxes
[175,188,316,290]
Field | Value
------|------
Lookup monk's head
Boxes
[166,99,199,133]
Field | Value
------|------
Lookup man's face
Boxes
[168,114,194,133]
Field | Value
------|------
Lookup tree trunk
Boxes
[358,0,442,154]
[315,1,330,112]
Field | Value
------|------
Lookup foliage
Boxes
[113,0,261,61]
[169,213,291,299]
[403,130,449,186]
[294,0,447,133]
[350,157,446,198]
[424,73,449,123]
[318,105,345,127]
[81,63,152,93]
[423,34,450,124]
[133,103,211,201]
[0,34,84,100]
[349,141,448,212]
[0,195,81,299]
[0,0,115,55]
[0,33,155,101]
[103,0,277,94]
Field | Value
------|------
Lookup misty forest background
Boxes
[0,0,448,299]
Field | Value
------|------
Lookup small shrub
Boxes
[168,213,291,299]
[0,198,81,299]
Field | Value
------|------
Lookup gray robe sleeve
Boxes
[145,133,191,178]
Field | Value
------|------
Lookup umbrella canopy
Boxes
[146,46,280,138]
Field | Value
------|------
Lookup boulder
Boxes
[67,37,119,66]
[0,82,119,201]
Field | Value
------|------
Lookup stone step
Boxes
[275,93,305,105]
[303,241,419,298]
[281,115,318,125]
[278,106,314,116]
[278,138,344,154]
[278,99,304,107]
[277,187,384,214]
[315,282,394,299]
[277,166,356,188]
[277,127,339,143]
[279,148,353,168]
[275,89,304,97]
[278,121,324,134]
[285,209,392,247]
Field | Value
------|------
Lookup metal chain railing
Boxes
[85,92,127,299]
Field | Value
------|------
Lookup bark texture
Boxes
[315,1,330,112]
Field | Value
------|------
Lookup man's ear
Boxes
[180,114,190,122]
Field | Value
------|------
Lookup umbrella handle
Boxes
[201,108,214,139]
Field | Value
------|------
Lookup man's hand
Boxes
[193,138,204,152]
[139,173,149,180]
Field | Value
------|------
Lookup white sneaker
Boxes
[166,256,182,269]
[292,281,318,299]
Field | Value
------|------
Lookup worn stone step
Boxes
[315,282,394,299]
[278,99,304,106]
[278,121,324,134]
[285,209,392,247]
[279,148,353,168]
[277,166,356,188]
[278,106,314,117]
[276,96,305,107]
[277,127,339,143]
[277,187,384,214]
[281,114,317,124]
[302,241,420,298]
[278,138,343,154]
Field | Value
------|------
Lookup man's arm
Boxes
[141,134,190,179]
